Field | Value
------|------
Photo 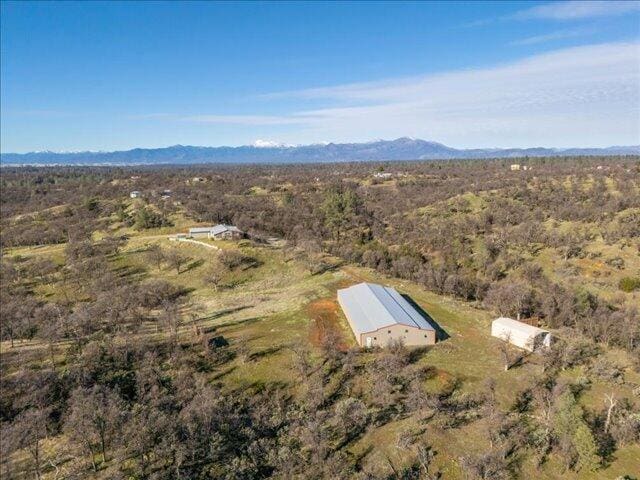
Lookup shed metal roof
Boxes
[189,224,244,235]
[211,224,243,235]
[210,225,228,235]
[338,282,434,335]
[189,226,215,234]
[492,317,548,336]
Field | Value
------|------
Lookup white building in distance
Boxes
[188,224,245,240]
[373,172,393,179]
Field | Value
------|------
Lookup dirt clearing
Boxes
[306,298,351,351]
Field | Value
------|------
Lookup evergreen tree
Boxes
[321,189,363,240]
[553,389,601,472]
[134,207,173,230]
[573,423,600,472]
[554,390,582,439]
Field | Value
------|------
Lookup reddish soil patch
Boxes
[306,298,349,351]
[334,277,354,289]
[435,368,454,383]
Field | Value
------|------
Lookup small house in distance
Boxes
[130,191,141,198]
[338,282,436,347]
[211,224,244,240]
[373,172,393,179]
[491,317,551,352]
[510,164,521,171]
[188,224,245,240]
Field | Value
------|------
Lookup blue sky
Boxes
[1,1,639,153]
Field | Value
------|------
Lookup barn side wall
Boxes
[360,324,435,347]
[491,324,548,352]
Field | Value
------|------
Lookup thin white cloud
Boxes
[510,27,595,46]
[176,42,640,148]
[7,109,77,118]
[271,42,639,103]
[181,114,302,126]
[129,113,173,120]
[463,1,640,30]
[512,1,640,21]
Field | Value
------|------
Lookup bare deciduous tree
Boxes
[165,247,191,274]
[2,408,50,480]
[145,243,165,271]
[64,385,126,470]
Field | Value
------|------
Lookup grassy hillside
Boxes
[2,221,638,479]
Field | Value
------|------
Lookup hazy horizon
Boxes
[3,136,640,156]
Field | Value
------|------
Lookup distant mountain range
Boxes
[2,138,638,166]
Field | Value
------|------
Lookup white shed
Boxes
[491,317,551,352]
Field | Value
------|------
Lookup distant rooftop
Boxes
[189,224,243,235]
[210,224,242,235]
[189,226,214,234]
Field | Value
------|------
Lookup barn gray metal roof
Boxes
[338,282,434,335]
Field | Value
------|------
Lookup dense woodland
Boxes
[1,156,639,479]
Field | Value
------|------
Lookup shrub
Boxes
[606,257,625,270]
[618,276,640,293]
[589,357,625,384]
[133,207,173,230]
